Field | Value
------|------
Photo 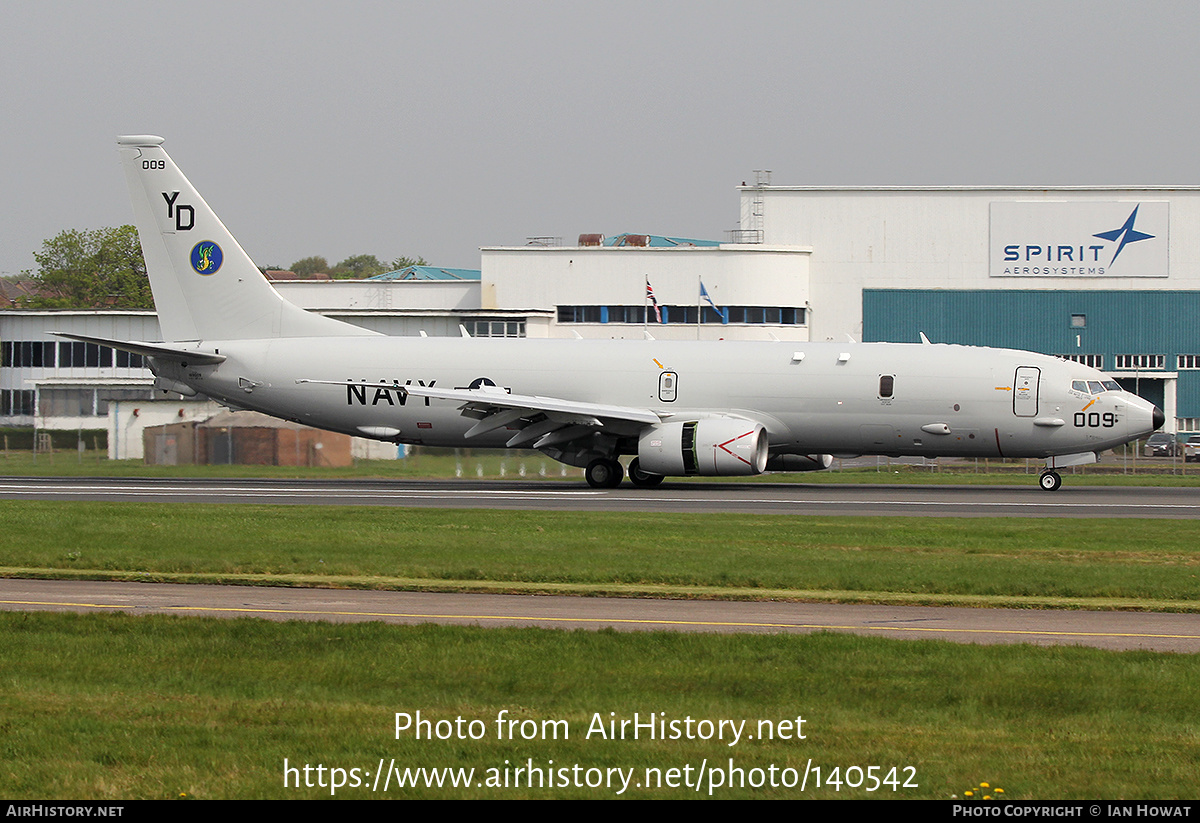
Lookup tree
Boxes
[289,256,330,277]
[332,254,386,279]
[390,255,429,271]
[27,225,152,309]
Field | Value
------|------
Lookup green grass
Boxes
[3,502,1198,609]
[2,611,1198,799]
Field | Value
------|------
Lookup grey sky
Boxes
[4,1,1199,278]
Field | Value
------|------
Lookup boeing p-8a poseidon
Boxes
[66,136,1163,491]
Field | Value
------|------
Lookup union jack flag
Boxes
[645,279,662,323]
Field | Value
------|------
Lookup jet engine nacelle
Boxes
[765,453,834,472]
[637,419,769,476]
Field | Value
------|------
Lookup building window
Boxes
[1,389,35,416]
[605,306,646,324]
[115,350,146,369]
[1,341,57,368]
[58,342,85,367]
[40,388,95,417]
[1114,354,1165,370]
[2,340,144,370]
[1177,355,1200,370]
[1070,314,1087,328]
[557,306,602,324]
[1058,354,1104,369]
[462,318,525,338]
[56,341,117,368]
[556,305,806,325]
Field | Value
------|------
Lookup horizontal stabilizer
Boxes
[51,332,226,365]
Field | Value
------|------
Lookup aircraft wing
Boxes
[51,332,227,365]
[299,379,663,448]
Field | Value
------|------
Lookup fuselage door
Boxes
[1013,366,1040,417]
[659,370,678,402]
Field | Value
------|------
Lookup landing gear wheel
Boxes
[627,457,665,488]
[585,458,624,489]
[1039,471,1062,492]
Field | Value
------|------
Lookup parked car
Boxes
[1185,436,1200,463]
[1144,432,1178,457]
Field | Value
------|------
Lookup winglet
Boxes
[117,135,165,147]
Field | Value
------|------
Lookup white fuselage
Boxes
[151,336,1158,461]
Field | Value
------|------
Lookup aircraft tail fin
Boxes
[116,135,372,343]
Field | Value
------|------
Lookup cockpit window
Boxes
[1073,379,1123,395]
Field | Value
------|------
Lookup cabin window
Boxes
[879,375,894,398]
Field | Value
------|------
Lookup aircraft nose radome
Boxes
[1153,406,1165,431]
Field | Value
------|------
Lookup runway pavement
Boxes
[1,578,1196,652]
[2,476,1199,517]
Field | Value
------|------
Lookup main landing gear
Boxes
[1039,471,1062,492]
[585,458,624,489]
[584,457,666,489]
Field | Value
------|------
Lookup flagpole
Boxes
[697,275,702,340]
